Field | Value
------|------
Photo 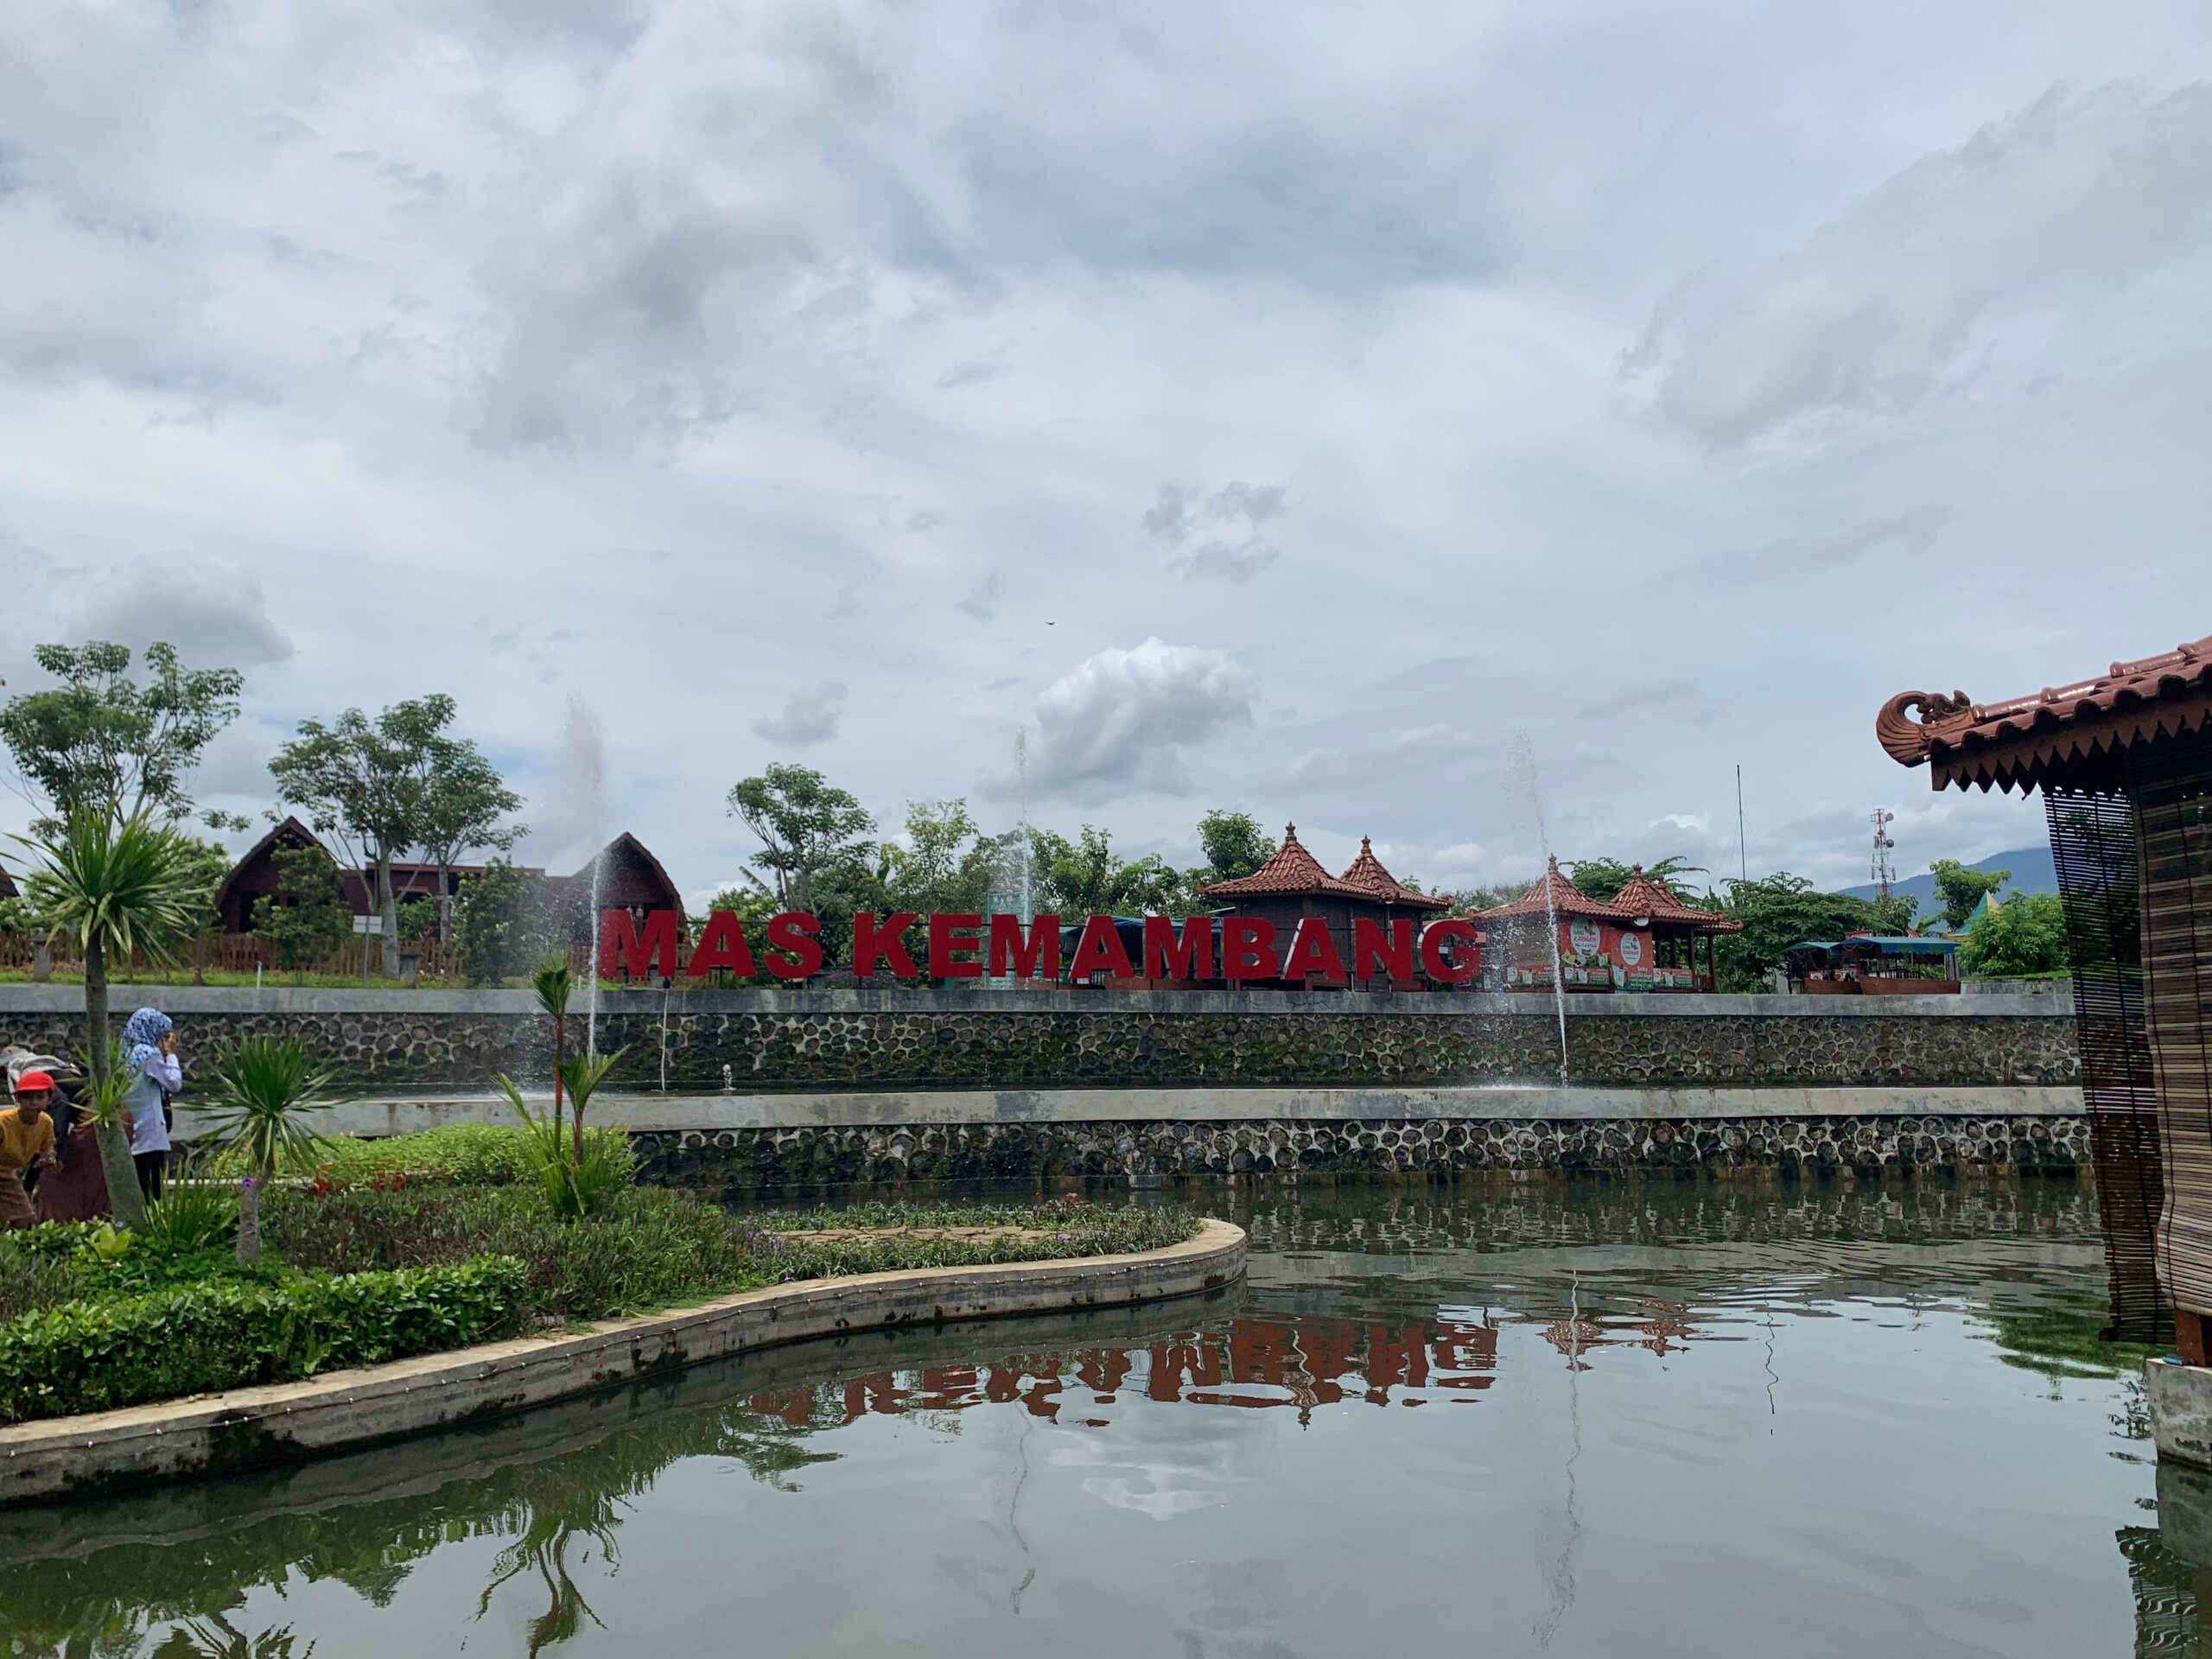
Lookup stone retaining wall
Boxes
[634,1111,2089,1192]
[0,985,2079,1093]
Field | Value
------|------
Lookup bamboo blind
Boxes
[2046,783,2168,1340]
[2134,732,2212,1319]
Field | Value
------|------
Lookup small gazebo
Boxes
[1474,859,1732,991]
[1199,823,1386,986]
[1338,836,1457,988]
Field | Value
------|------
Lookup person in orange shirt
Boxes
[0,1071,60,1230]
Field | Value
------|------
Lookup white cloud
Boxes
[67,555,295,666]
[1623,82,2212,445]
[1018,639,1255,800]
[753,682,849,747]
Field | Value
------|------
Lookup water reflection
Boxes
[2,1179,2187,1659]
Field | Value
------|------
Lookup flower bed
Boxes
[0,1147,1201,1426]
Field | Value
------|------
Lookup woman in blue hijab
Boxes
[121,1007,179,1200]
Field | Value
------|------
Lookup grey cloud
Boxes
[752,681,849,747]
[935,357,1003,389]
[1144,478,1290,583]
[1289,725,1482,793]
[1168,539,1279,583]
[1015,639,1255,800]
[1571,677,1720,728]
[904,512,946,533]
[1681,509,1948,588]
[1624,83,2212,445]
[958,569,1006,620]
[67,555,295,667]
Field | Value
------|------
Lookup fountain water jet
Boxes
[1510,736,1571,1087]
[551,695,610,1059]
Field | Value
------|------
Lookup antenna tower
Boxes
[1870,807,1897,899]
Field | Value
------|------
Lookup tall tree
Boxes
[1710,871,1888,992]
[727,764,874,912]
[1033,824,1185,915]
[16,813,203,1229]
[883,799,997,916]
[251,845,354,974]
[416,737,524,940]
[0,641,242,830]
[1960,890,2068,977]
[1194,810,1274,885]
[269,696,461,976]
[1929,858,2011,930]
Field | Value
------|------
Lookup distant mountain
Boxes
[1842,845,2056,907]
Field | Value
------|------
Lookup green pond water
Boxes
[6,1179,2203,1658]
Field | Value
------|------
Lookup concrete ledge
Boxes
[0,1219,1246,1508]
[2150,1356,2212,1467]
[185,1084,2086,1141]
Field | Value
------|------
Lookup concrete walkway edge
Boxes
[0,1218,1246,1508]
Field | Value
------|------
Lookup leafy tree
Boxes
[1455,880,1533,912]
[200,1035,340,1263]
[0,641,242,829]
[251,844,353,973]
[1862,891,1921,936]
[727,764,874,912]
[1960,890,2069,977]
[1033,824,1185,915]
[1194,810,1274,885]
[454,859,546,987]
[1710,871,1885,993]
[15,812,204,1229]
[416,739,524,940]
[1566,855,1708,904]
[270,696,472,976]
[1929,858,2011,930]
[883,799,997,916]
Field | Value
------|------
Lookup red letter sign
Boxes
[1353,918,1414,983]
[685,910,757,978]
[1421,918,1481,984]
[988,913,1061,979]
[852,912,921,979]
[1143,916,1213,982]
[601,908,678,980]
[929,912,986,979]
[1283,917,1347,985]
[1223,916,1279,982]
[764,912,823,980]
[1069,915,1137,982]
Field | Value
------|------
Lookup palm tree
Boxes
[532,953,574,1130]
[16,812,202,1230]
[556,1048,622,1167]
[200,1035,340,1262]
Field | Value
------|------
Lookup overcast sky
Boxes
[5,1,2210,903]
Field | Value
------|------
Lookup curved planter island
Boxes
[0,1219,1246,1508]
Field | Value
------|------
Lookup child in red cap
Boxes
[0,1072,58,1230]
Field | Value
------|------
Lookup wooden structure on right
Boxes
[1878,632,2212,1370]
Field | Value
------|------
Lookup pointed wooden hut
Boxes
[1199,823,1385,986]
[1610,865,1742,990]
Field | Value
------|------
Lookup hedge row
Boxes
[0,1256,527,1423]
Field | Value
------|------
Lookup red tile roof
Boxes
[1611,867,1743,934]
[1199,823,1371,900]
[1471,859,1638,923]
[1878,632,2212,791]
[1338,837,1451,911]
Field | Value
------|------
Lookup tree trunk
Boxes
[237,1174,262,1264]
[376,849,401,979]
[84,938,147,1230]
[436,858,454,948]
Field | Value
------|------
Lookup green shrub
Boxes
[257,1123,633,1189]
[0,1253,84,1325]
[140,1180,241,1255]
[0,1257,527,1422]
[0,1220,105,1263]
[264,1185,763,1320]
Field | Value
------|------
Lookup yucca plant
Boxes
[198,1035,342,1262]
[532,954,575,1126]
[18,813,203,1230]
[495,1046,629,1219]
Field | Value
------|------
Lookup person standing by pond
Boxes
[122,1007,180,1202]
[0,1072,59,1230]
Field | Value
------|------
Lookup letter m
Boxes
[1143,915,1213,982]
[989,913,1061,980]
[601,908,679,980]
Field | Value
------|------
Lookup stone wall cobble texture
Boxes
[633,1112,2088,1192]
[0,1000,2079,1093]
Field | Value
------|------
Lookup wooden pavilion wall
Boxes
[2136,731,2212,1325]
[2045,781,2168,1341]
